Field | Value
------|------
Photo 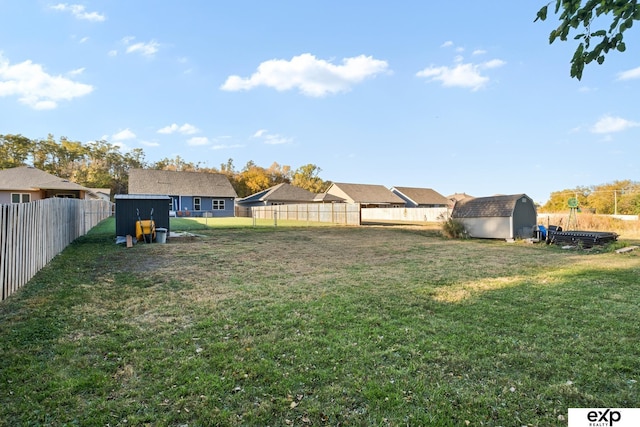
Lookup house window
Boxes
[11,193,30,203]
[194,197,201,211]
[55,193,75,198]
[212,199,225,210]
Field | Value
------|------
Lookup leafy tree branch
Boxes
[535,0,640,79]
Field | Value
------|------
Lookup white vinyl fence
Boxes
[1,198,112,302]
[360,207,449,223]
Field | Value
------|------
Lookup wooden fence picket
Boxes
[0,205,6,301]
[0,198,112,302]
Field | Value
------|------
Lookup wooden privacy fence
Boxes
[251,203,362,226]
[1,198,113,302]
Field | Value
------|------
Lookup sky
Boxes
[1,1,639,204]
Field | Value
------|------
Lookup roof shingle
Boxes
[327,182,405,204]
[452,194,529,218]
[128,169,237,197]
[0,166,91,192]
[391,186,449,205]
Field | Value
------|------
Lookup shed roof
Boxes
[128,169,237,197]
[327,182,405,204]
[115,194,171,200]
[452,194,530,218]
[391,186,449,205]
[237,183,317,204]
[0,166,92,192]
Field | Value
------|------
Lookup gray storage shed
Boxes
[115,194,171,238]
[451,194,537,240]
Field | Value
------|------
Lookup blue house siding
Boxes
[172,195,235,217]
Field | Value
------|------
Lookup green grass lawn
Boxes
[1,218,638,426]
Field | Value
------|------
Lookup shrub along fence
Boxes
[1,198,112,302]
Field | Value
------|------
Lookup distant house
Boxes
[89,188,111,202]
[324,182,405,208]
[312,192,345,203]
[390,186,449,208]
[451,194,537,240]
[0,166,96,204]
[128,169,237,217]
[447,193,473,207]
[236,183,319,208]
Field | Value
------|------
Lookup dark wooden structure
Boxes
[115,194,171,238]
[548,230,618,247]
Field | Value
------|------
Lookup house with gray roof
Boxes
[390,186,449,208]
[89,188,111,202]
[236,183,319,208]
[451,194,536,240]
[0,166,96,204]
[324,182,405,208]
[447,193,473,207]
[128,168,237,217]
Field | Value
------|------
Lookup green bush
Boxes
[441,217,466,238]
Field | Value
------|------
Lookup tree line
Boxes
[0,134,328,198]
[541,180,640,215]
[2,133,638,213]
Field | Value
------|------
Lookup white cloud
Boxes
[187,136,209,146]
[482,59,505,69]
[440,41,464,53]
[616,66,640,81]
[221,53,389,97]
[157,124,177,134]
[178,123,199,134]
[416,59,505,91]
[157,123,199,135]
[126,41,160,57]
[123,38,160,57]
[590,115,640,134]
[0,53,93,109]
[112,129,136,140]
[472,49,487,56]
[108,50,118,57]
[252,129,292,145]
[68,67,85,76]
[50,4,106,22]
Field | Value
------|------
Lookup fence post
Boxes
[1,198,113,302]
